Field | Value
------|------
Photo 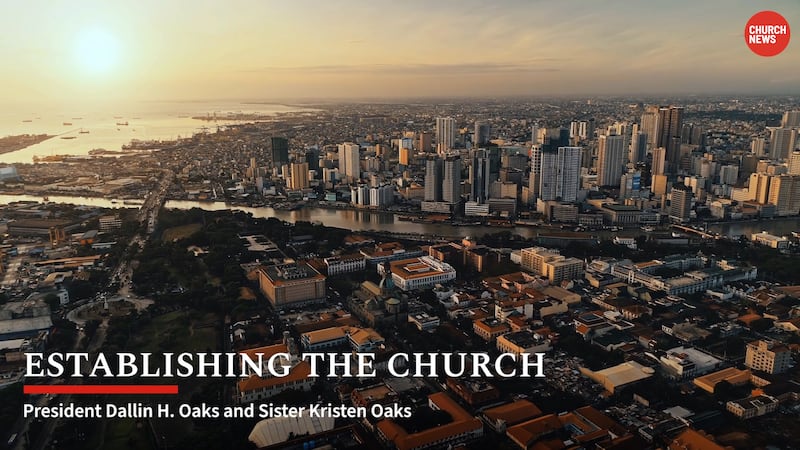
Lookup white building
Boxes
[378,256,457,291]
[324,254,366,275]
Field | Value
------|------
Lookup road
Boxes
[22,169,173,450]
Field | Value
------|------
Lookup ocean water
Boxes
[0,101,316,164]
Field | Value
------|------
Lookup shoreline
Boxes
[0,134,54,156]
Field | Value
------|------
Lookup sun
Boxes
[74,29,120,75]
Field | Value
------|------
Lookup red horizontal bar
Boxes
[24,385,179,395]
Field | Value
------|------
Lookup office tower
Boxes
[424,157,443,202]
[502,153,529,171]
[769,127,797,160]
[474,121,491,146]
[487,147,501,181]
[531,123,540,144]
[640,105,660,151]
[658,106,684,172]
[469,149,491,203]
[719,165,739,185]
[304,148,320,175]
[748,173,771,204]
[652,147,667,176]
[529,144,542,199]
[669,183,693,222]
[745,340,792,374]
[270,137,289,168]
[442,155,462,204]
[782,111,800,128]
[436,117,456,154]
[418,132,433,153]
[338,143,361,180]
[751,137,767,155]
[399,147,411,166]
[629,131,647,165]
[288,162,309,190]
[789,151,800,175]
[619,170,642,199]
[539,147,581,202]
[570,120,592,140]
[768,175,800,216]
[597,134,626,187]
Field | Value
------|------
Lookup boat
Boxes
[60,136,77,139]
[72,117,83,120]
[116,121,128,126]
[22,119,32,123]
[63,122,72,126]
[79,128,89,134]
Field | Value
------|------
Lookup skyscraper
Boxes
[270,137,289,168]
[640,105,660,152]
[789,151,800,175]
[749,173,772,204]
[769,127,797,160]
[288,162,309,190]
[469,149,491,203]
[418,132,433,153]
[658,106,684,172]
[629,131,647,165]
[751,137,767,155]
[304,148,320,176]
[652,147,667,176]
[529,144,543,199]
[768,175,800,216]
[338,143,361,180]
[474,121,491,147]
[424,157,443,202]
[669,183,693,222]
[442,155,462,204]
[782,111,800,128]
[539,147,581,202]
[436,117,456,154]
[597,134,626,187]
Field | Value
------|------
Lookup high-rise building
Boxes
[270,137,289,168]
[418,132,433,153]
[769,127,797,160]
[789,151,800,175]
[442,155,462,204]
[751,137,767,156]
[628,122,646,165]
[338,143,361,180]
[288,162,309,190]
[745,340,792,374]
[539,147,581,202]
[749,173,772,204]
[767,174,800,216]
[658,106,684,172]
[719,165,739,185]
[531,123,540,144]
[436,117,456,154]
[669,184,693,222]
[619,171,642,199]
[474,121,491,146]
[640,105,660,152]
[399,147,411,166]
[652,147,667,176]
[597,134,626,187]
[304,148,320,175]
[782,110,800,128]
[424,157,443,202]
[469,149,491,203]
[529,145,543,200]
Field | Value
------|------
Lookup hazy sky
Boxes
[2,0,798,105]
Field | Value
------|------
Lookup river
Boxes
[2,194,799,240]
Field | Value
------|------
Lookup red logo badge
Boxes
[745,11,790,56]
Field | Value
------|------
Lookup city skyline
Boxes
[1,0,799,107]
